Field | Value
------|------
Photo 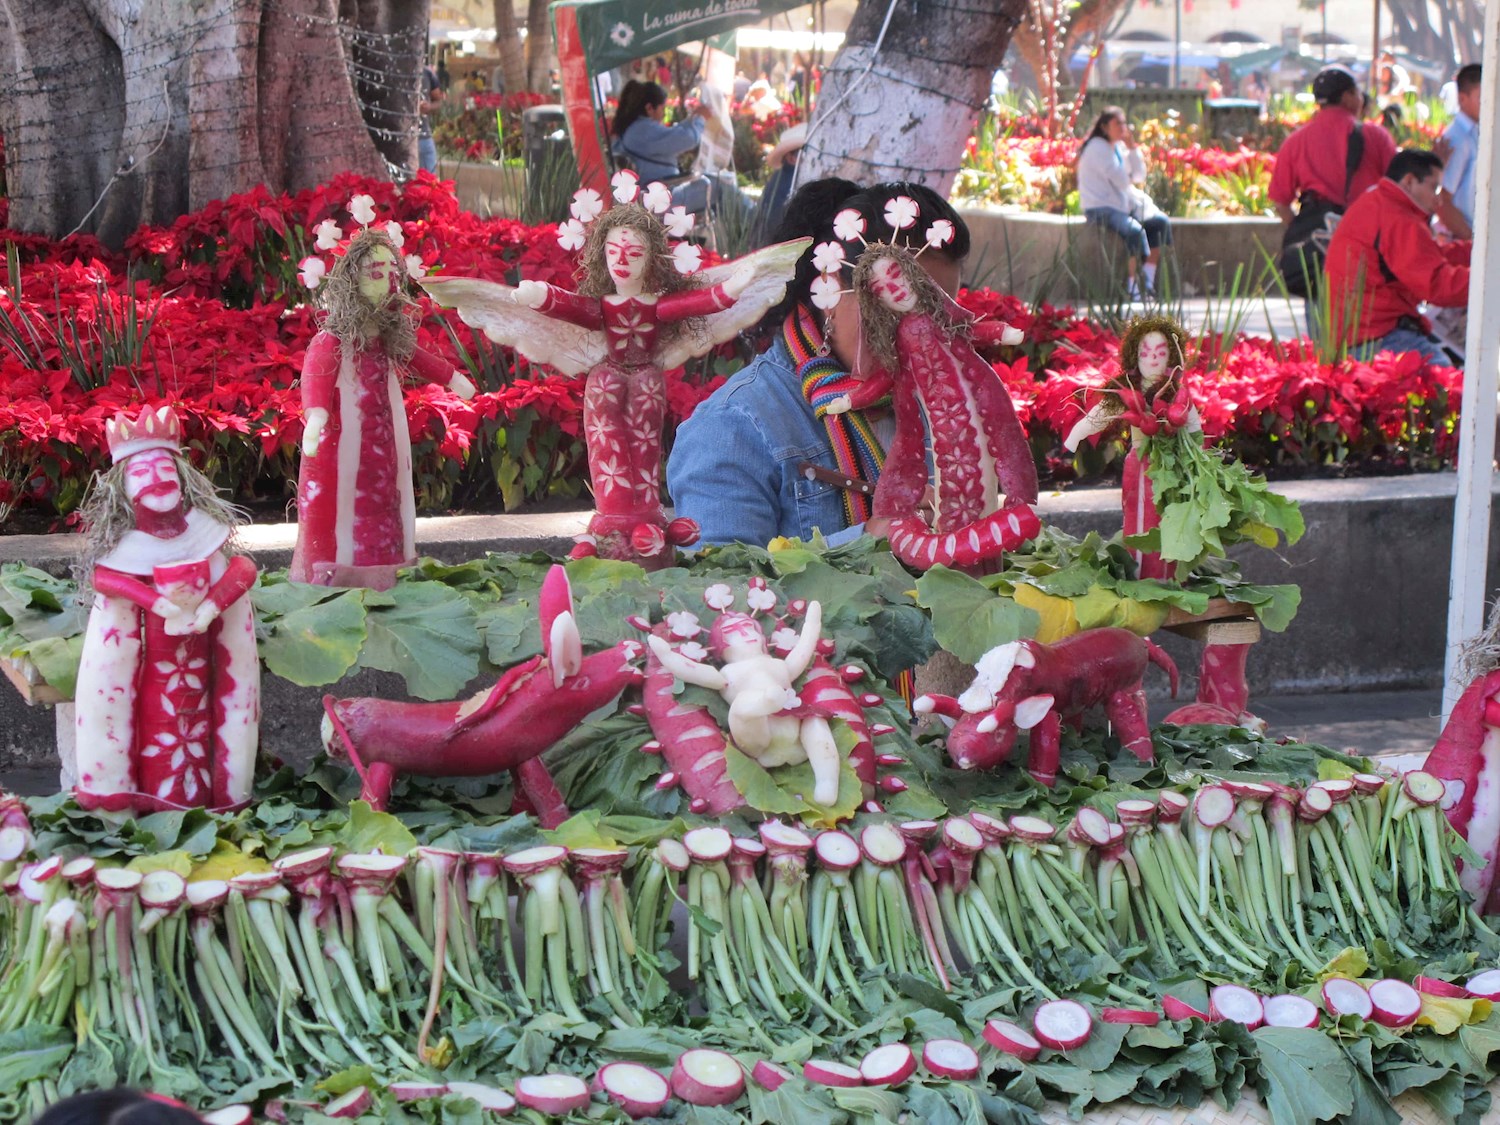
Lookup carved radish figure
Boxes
[916,628,1177,786]
[320,566,641,826]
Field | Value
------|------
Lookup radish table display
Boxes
[291,198,477,591]
[804,200,1040,572]
[421,173,807,570]
[72,405,260,813]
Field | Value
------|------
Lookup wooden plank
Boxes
[0,654,64,707]
[1161,597,1253,628]
[1163,619,1262,645]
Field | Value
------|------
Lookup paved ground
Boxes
[1172,295,1305,342]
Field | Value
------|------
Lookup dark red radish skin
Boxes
[1101,1007,1161,1026]
[325,1088,373,1118]
[751,1060,793,1091]
[1033,999,1093,1051]
[859,1043,917,1086]
[1162,995,1211,1021]
[983,1019,1042,1062]
[1415,976,1472,999]
[595,1064,670,1119]
[515,1075,589,1115]
[671,1050,745,1106]
[1369,979,1423,1028]
[1209,985,1265,1030]
[1262,994,1321,1029]
[803,1059,866,1087]
[1467,969,1500,999]
[1321,977,1374,1020]
[445,1082,518,1115]
[1423,671,1500,909]
[922,1039,981,1081]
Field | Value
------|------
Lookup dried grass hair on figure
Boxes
[1117,312,1190,386]
[317,227,419,362]
[850,243,964,373]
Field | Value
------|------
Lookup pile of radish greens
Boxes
[6,720,1500,1125]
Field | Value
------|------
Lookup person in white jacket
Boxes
[1076,107,1172,299]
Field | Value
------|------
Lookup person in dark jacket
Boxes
[1325,148,1471,364]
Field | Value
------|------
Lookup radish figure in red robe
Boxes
[73,405,261,813]
[422,172,807,569]
[291,199,476,590]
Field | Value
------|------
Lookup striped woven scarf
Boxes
[786,304,888,527]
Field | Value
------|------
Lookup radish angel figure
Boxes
[73,406,261,813]
[647,601,842,806]
[290,221,476,591]
[422,181,807,569]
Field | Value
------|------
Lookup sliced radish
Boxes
[803,1059,864,1087]
[1115,799,1157,828]
[388,1081,448,1102]
[860,823,907,866]
[1369,979,1422,1028]
[1033,999,1092,1051]
[1162,994,1210,1021]
[751,1060,793,1091]
[922,1039,980,1081]
[1209,985,1264,1030]
[446,1081,517,1115]
[1415,975,1472,999]
[682,827,733,863]
[1321,976,1373,1020]
[968,811,1011,841]
[1352,773,1387,795]
[1157,791,1190,822]
[1263,994,1320,1029]
[202,1107,253,1125]
[672,1049,745,1106]
[1101,1007,1160,1026]
[1009,815,1056,843]
[596,1063,669,1119]
[814,831,861,871]
[1402,771,1444,806]
[500,846,567,878]
[655,839,690,872]
[515,1075,588,1115]
[859,1043,916,1086]
[326,1088,373,1118]
[1466,969,1500,999]
[1070,807,1112,846]
[1193,785,1234,827]
[983,1018,1041,1061]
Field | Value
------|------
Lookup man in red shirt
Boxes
[1269,65,1397,225]
[1324,148,1471,364]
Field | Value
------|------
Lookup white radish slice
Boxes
[94,867,142,893]
[1072,807,1112,845]
[515,1074,588,1115]
[274,846,335,878]
[859,1043,916,1086]
[815,831,861,871]
[1321,976,1373,1019]
[1467,969,1500,999]
[1193,785,1234,827]
[1369,979,1423,1028]
[943,817,984,854]
[596,1064,669,1119]
[1157,791,1190,820]
[202,1107,254,1125]
[683,827,733,863]
[968,811,1011,841]
[1209,985,1265,1029]
[1033,1000,1093,1050]
[671,1049,745,1106]
[140,869,187,909]
[1262,994,1320,1029]
[1101,1007,1160,1026]
[0,827,29,864]
[500,846,567,877]
[983,1018,1041,1061]
[922,1039,980,1080]
[447,1081,517,1114]
[1009,815,1056,842]
[759,820,813,853]
[803,1059,864,1087]
[1115,799,1157,827]
[388,1081,448,1102]
[326,1088,373,1118]
[1403,771,1445,806]
[1352,773,1387,794]
[60,857,96,884]
[655,839,690,872]
[751,1060,793,1091]
[860,823,907,866]
[1313,779,1354,803]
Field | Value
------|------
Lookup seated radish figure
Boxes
[647,599,842,806]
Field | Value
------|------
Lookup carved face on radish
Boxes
[869,256,918,313]
[603,227,649,294]
[1137,331,1171,381]
[123,449,182,515]
[357,245,401,308]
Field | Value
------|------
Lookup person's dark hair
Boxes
[1311,64,1358,105]
[33,1090,203,1125]
[760,178,971,331]
[1386,147,1444,184]
[1381,103,1404,129]
[1077,106,1126,166]
[1456,63,1483,95]
[611,80,667,138]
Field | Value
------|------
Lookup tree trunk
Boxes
[0,0,411,245]
[795,0,1028,195]
[1384,0,1481,70]
[523,0,552,95]
[1011,0,1133,137]
[351,0,428,173]
[493,0,525,95]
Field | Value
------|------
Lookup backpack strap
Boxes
[1341,124,1367,206]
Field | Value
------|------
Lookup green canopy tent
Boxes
[551,0,808,194]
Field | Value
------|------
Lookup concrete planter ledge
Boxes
[2,473,1492,766]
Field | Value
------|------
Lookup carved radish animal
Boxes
[320,567,641,826]
[916,628,1177,786]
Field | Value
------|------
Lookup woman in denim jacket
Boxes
[667,179,971,547]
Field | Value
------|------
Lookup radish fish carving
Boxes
[806,201,1040,572]
[73,405,261,813]
[916,628,1177,786]
[422,172,807,570]
[320,566,642,827]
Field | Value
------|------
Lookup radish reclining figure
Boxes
[916,627,1177,786]
[321,566,642,826]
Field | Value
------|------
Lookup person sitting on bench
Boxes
[1076,107,1172,300]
